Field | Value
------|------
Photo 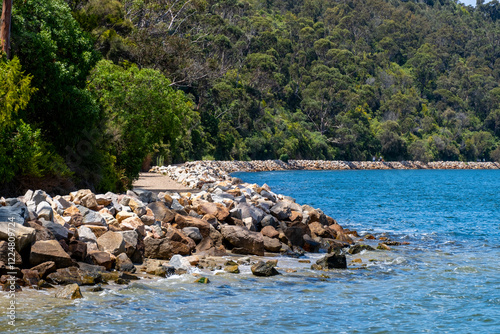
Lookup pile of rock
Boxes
[1,172,362,296]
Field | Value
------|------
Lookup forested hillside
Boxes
[1,0,500,192]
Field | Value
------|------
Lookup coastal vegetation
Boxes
[1,0,500,192]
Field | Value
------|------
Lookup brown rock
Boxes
[282,221,311,248]
[198,202,230,221]
[128,198,145,212]
[81,193,98,209]
[251,260,280,276]
[263,236,282,253]
[68,240,87,261]
[22,269,40,286]
[202,214,218,226]
[116,211,136,224]
[226,188,241,196]
[289,211,303,223]
[120,216,146,236]
[336,231,354,244]
[30,240,75,268]
[147,201,176,223]
[178,197,190,207]
[97,231,126,256]
[143,234,195,260]
[304,206,321,223]
[87,225,108,238]
[88,251,115,270]
[63,206,80,217]
[316,249,347,269]
[163,194,173,207]
[326,216,337,225]
[174,215,212,238]
[140,214,155,226]
[220,225,265,256]
[95,195,112,206]
[31,261,57,278]
[55,283,82,299]
[68,213,84,227]
[0,241,22,266]
[115,253,136,272]
[48,267,101,285]
[261,226,279,238]
[26,220,56,241]
[309,222,334,238]
[194,237,218,256]
[329,223,343,234]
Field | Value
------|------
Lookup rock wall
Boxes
[151,160,500,188]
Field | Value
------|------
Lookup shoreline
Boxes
[1,160,417,300]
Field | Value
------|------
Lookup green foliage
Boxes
[11,0,101,152]
[279,153,289,163]
[0,57,36,128]
[0,58,70,184]
[87,60,199,185]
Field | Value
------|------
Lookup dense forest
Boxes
[1,0,500,193]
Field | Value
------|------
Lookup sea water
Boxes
[2,169,499,333]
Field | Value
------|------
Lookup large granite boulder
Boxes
[0,222,36,252]
[96,231,126,256]
[174,215,211,238]
[115,253,135,272]
[230,203,265,230]
[147,201,176,223]
[220,225,265,256]
[197,202,230,221]
[82,211,106,226]
[41,220,69,241]
[270,200,302,221]
[143,234,195,260]
[263,236,282,253]
[0,206,26,225]
[280,221,311,248]
[30,240,75,268]
[88,251,115,270]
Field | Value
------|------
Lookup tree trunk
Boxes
[1,0,12,58]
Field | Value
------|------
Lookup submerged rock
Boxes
[251,260,280,277]
[47,267,101,285]
[348,244,375,254]
[55,283,82,299]
[195,277,210,284]
[315,251,347,270]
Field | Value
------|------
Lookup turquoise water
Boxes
[3,170,500,333]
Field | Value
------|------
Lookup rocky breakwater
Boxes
[152,160,500,183]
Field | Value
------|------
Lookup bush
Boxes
[88,60,199,186]
[279,154,289,163]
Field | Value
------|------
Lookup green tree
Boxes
[88,60,199,185]
[11,0,101,152]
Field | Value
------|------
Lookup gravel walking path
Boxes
[132,172,200,194]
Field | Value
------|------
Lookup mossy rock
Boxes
[195,277,210,284]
